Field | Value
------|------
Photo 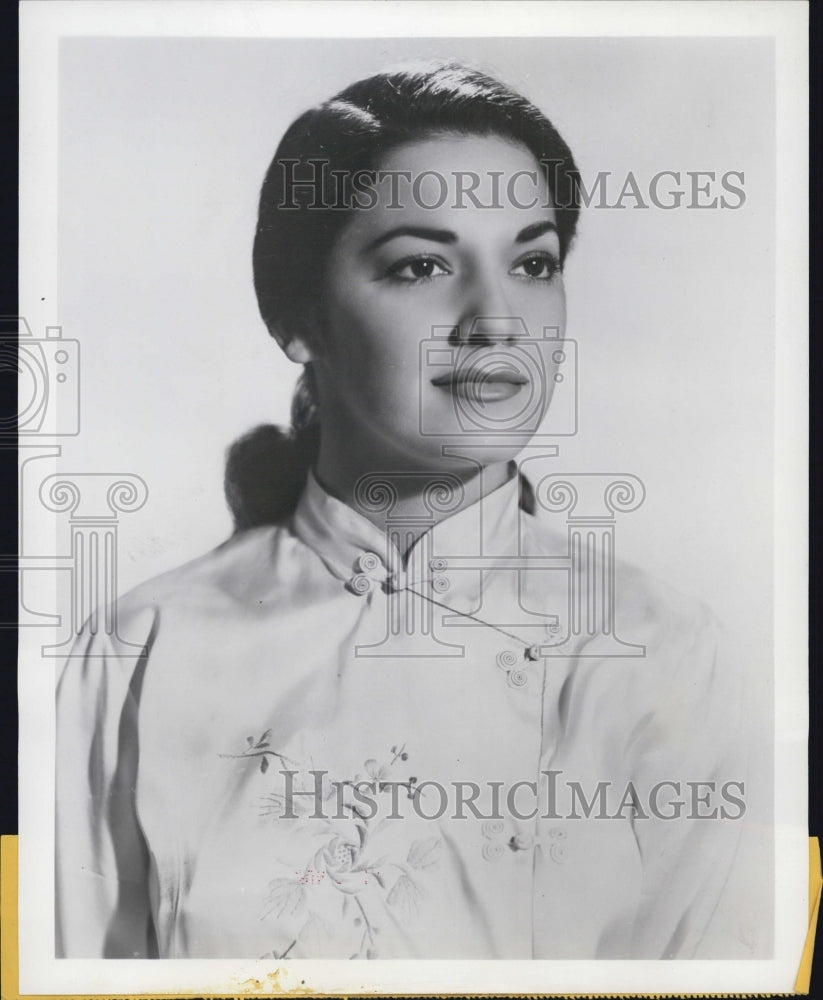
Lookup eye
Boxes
[386,255,451,283]
[510,252,561,281]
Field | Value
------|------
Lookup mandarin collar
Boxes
[292,468,522,594]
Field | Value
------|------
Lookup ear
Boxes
[269,315,319,365]
[282,331,314,365]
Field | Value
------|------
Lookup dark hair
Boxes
[229,63,580,529]
[224,370,320,531]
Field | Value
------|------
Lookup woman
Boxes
[56,63,745,960]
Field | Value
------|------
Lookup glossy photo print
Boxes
[17,2,808,996]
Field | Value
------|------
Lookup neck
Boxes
[314,435,515,553]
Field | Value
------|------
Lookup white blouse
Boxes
[56,471,746,960]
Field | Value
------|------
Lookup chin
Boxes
[404,434,529,475]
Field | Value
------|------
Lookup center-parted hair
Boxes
[228,64,580,529]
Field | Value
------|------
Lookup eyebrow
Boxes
[363,226,457,252]
[362,219,559,253]
[515,220,559,243]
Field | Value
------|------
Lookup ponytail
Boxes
[224,367,320,531]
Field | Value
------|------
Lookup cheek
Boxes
[554,290,568,332]
[325,291,426,375]
[517,284,566,335]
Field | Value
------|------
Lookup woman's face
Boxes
[310,133,568,474]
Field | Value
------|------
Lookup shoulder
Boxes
[614,558,721,657]
[522,509,724,667]
[529,512,741,761]
[57,524,300,706]
[111,522,305,642]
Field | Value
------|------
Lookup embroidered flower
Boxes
[313,833,374,895]
[245,739,444,947]
[323,836,359,874]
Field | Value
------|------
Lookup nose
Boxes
[448,268,525,347]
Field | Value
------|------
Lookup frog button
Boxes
[509,833,534,852]
[383,571,406,593]
[348,573,372,596]
[497,650,518,671]
[482,841,505,863]
[507,668,528,689]
[356,552,381,574]
[482,819,505,839]
[547,826,568,864]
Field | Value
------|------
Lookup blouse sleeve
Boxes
[55,624,155,958]
[627,606,748,958]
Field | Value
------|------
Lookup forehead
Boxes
[340,133,557,243]
[379,132,544,183]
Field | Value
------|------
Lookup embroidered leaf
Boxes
[261,728,272,743]
[407,837,442,871]
[261,879,306,921]
[246,736,255,747]
[283,788,314,818]
[260,756,269,774]
[386,874,424,922]
[297,914,333,953]
[364,758,390,782]
[258,792,287,818]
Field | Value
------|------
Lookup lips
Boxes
[431,364,527,403]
